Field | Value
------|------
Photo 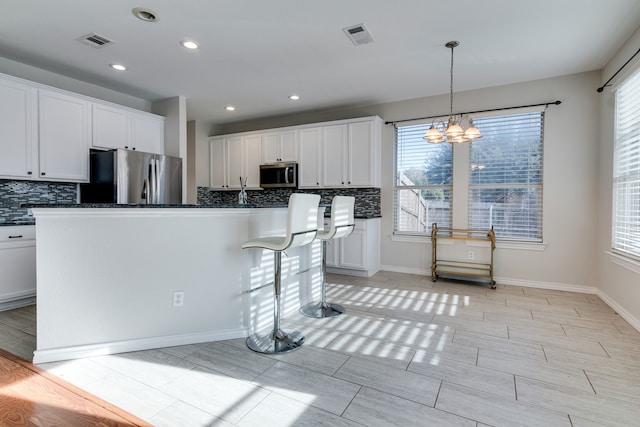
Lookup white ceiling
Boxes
[1,0,639,124]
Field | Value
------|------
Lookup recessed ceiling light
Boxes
[181,40,199,50]
[132,7,159,22]
[288,95,300,100]
[110,64,126,71]
[225,106,236,111]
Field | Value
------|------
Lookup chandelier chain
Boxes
[449,43,454,118]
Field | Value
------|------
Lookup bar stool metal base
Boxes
[300,301,345,318]
[246,328,305,354]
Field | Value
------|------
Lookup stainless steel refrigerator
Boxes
[80,149,182,204]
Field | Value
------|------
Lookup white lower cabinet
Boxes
[325,218,380,277]
[0,226,36,310]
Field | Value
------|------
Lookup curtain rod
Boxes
[384,100,562,125]
[597,47,640,93]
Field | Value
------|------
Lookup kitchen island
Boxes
[29,205,324,363]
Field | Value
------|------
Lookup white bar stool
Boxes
[242,193,320,354]
[300,195,355,318]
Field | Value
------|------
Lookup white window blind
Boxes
[395,123,452,233]
[468,112,544,241]
[613,69,640,259]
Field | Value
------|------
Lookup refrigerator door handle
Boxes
[142,178,150,204]
[153,159,161,204]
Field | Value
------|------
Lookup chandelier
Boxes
[423,41,482,144]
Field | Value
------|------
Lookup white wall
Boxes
[596,27,640,329]
[216,72,602,292]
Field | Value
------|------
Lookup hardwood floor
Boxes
[2,272,640,426]
[0,348,150,426]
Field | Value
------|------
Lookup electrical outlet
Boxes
[468,251,475,260]
[173,291,184,307]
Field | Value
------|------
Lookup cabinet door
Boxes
[348,120,378,187]
[322,124,347,187]
[0,78,37,178]
[226,136,243,189]
[92,103,129,150]
[261,132,280,163]
[209,137,227,188]
[297,128,322,188]
[131,113,164,154]
[244,135,262,188]
[279,130,297,162]
[339,226,366,270]
[38,90,90,182]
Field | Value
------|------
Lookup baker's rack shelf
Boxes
[430,223,496,289]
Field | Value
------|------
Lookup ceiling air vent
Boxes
[343,24,375,46]
[77,33,114,48]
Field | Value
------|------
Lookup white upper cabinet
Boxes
[92,103,164,154]
[300,116,382,189]
[321,124,348,187]
[0,78,37,179]
[209,135,261,190]
[297,127,322,188]
[38,89,90,182]
[210,116,382,190]
[348,119,381,187]
[261,130,297,163]
[0,72,166,183]
[92,104,129,150]
[244,134,262,189]
[130,112,165,154]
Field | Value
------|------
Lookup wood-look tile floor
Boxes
[2,272,640,426]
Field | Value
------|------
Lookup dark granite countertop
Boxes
[21,203,380,219]
[0,221,36,227]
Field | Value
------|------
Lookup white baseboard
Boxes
[379,264,430,276]
[493,276,599,294]
[33,328,247,364]
[597,290,640,332]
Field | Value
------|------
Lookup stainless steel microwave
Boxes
[259,162,298,188]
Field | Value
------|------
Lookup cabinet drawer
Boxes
[0,226,36,243]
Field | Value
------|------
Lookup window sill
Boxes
[606,251,640,275]
[391,233,548,251]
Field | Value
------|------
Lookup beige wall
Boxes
[596,26,640,328]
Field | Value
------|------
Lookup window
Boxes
[395,123,452,234]
[469,112,544,241]
[613,69,640,259]
[394,111,545,241]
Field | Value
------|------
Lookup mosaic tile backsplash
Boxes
[0,180,78,224]
[197,187,381,218]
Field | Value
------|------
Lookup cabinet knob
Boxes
[27,171,32,175]
[41,172,45,176]
[124,146,128,149]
